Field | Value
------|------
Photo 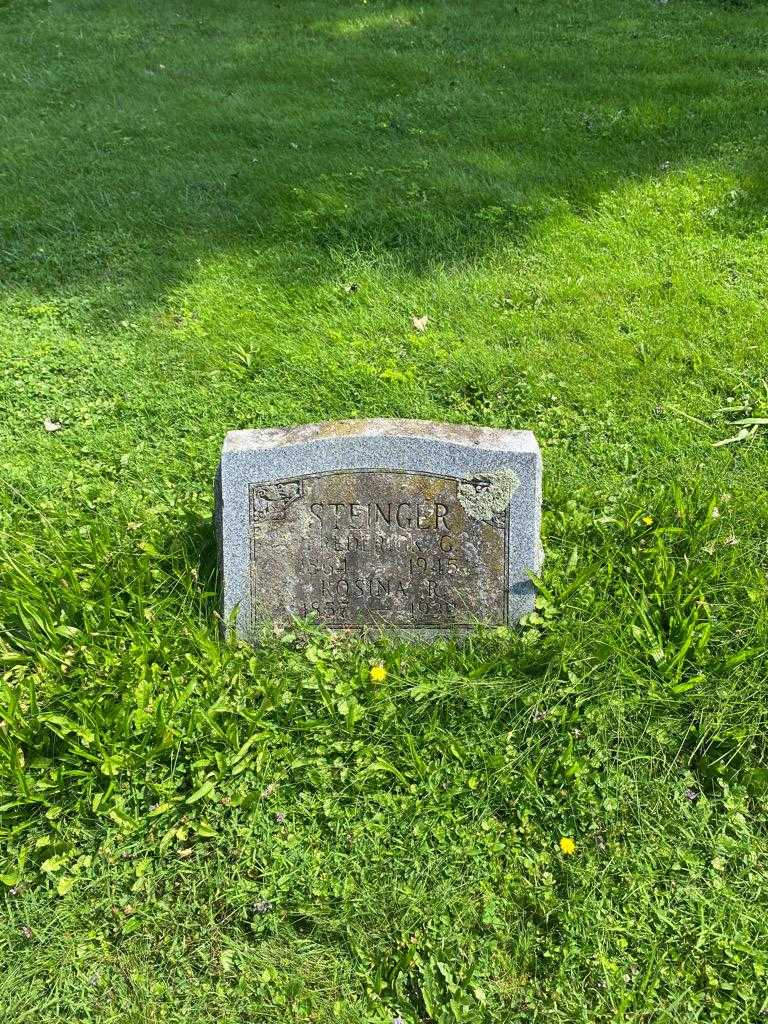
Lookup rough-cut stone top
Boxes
[223,418,536,453]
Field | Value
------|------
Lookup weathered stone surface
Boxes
[216,419,542,639]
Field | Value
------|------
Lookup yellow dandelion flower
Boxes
[369,664,387,683]
[559,836,576,856]
[641,515,654,526]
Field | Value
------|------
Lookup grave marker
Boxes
[216,419,542,638]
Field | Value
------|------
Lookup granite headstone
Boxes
[216,419,542,639]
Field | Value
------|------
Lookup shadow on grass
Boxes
[2,0,768,313]
[176,510,220,619]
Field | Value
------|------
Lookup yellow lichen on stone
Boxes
[458,469,520,521]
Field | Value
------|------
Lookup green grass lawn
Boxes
[2,0,768,1019]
